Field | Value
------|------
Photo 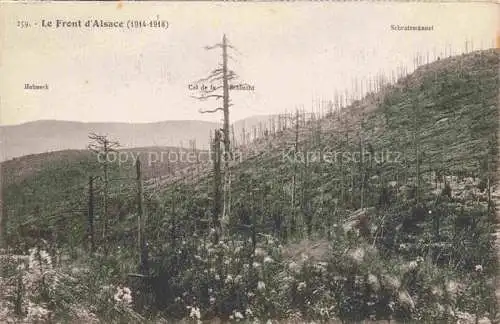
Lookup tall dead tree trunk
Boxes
[103,140,109,242]
[88,176,95,254]
[290,109,300,237]
[413,97,421,204]
[341,116,349,206]
[220,35,231,230]
[359,113,365,209]
[0,184,6,249]
[212,130,222,241]
[88,133,119,251]
[191,34,251,236]
[241,126,246,146]
[136,159,148,276]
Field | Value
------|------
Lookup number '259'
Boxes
[17,20,30,28]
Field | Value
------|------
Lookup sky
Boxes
[0,1,497,125]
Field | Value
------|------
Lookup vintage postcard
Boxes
[0,1,498,323]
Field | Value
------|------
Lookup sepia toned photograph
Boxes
[0,2,498,323]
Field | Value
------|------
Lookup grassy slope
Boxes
[143,48,499,309]
[3,49,497,255]
[231,49,498,216]
[7,50,497,249]
[169,49,499,236]
[124,49,497,322]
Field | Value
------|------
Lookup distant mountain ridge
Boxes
[0,116,273,161]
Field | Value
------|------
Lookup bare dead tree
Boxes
[231,124,236,150]
[87,176,95,254]
[241,126,247,146]
[290,108,300,237]
[212,129,222,241]
[192,34,250,155]
[0,185,5,249]
[413,97,421,205]
[88,133,119,249]
[359,111,366,209]
[190,139,200,174]
[192,34,251,233]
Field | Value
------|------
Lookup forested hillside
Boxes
[0,49,498,323]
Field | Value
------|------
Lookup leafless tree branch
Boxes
[195,70,238,84]
[199,73,236,85]
[88,133,120,151]
[199,107,224,114]
[204,44,223,50]
[226,43,243,56]
[193,72,223,84]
